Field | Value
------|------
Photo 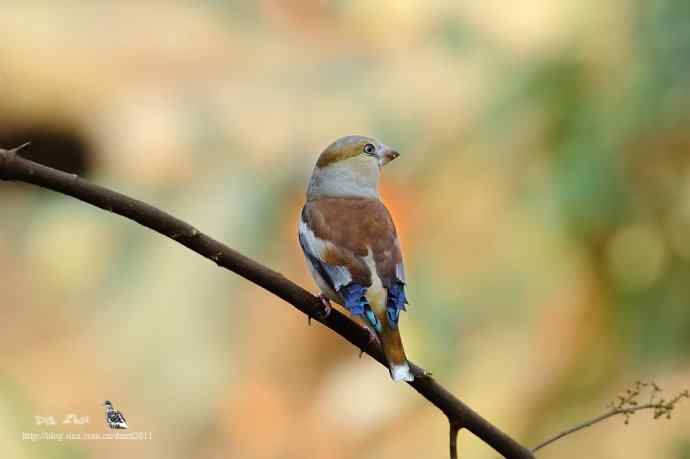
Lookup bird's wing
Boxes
[300,198,406,315]
[299,224,353,293]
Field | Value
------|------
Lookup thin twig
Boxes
[0,145,534,459]
[533,382,689,453]
[533,404,653,453]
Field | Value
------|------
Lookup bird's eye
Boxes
[363,143,376,155]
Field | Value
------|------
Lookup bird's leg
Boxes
[308,294,332,326]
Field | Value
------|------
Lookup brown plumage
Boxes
[302,197,403,287]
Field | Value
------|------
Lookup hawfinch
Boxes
[299,135,413,382]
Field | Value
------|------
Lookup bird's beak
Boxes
[378,146,400,167]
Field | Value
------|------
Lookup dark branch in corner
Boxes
[0,144,534,459]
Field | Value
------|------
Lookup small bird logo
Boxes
[104,400,128,429]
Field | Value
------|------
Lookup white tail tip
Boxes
[390,362,414,382]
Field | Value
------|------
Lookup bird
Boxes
[103,400,128,429]
[299,135,413,382]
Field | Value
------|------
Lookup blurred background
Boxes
[0,1,689,458]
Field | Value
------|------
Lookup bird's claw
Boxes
[308,295,332,326]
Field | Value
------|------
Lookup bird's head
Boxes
[307,135,400,200]
[316,136,399,170]
[104,401,112,407]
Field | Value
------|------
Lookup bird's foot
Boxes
[308,295,332,326]
[358,326,379,358]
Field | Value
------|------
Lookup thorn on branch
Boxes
[9,141,32,154]
[0,142,31,180]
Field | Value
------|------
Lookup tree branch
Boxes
[0,144,534,459]
[450,423,461,459]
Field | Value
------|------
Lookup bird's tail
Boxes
[379,320,414,382]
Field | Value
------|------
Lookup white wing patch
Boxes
[362,248,386,313]
[395,262,406,284]
[394,238,406,284]
[298,218,352,291]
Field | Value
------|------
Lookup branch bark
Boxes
[0,144,535,459]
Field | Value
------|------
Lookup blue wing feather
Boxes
[340,283,368,316]
[341,283,385,333]
[386,281,407,329]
